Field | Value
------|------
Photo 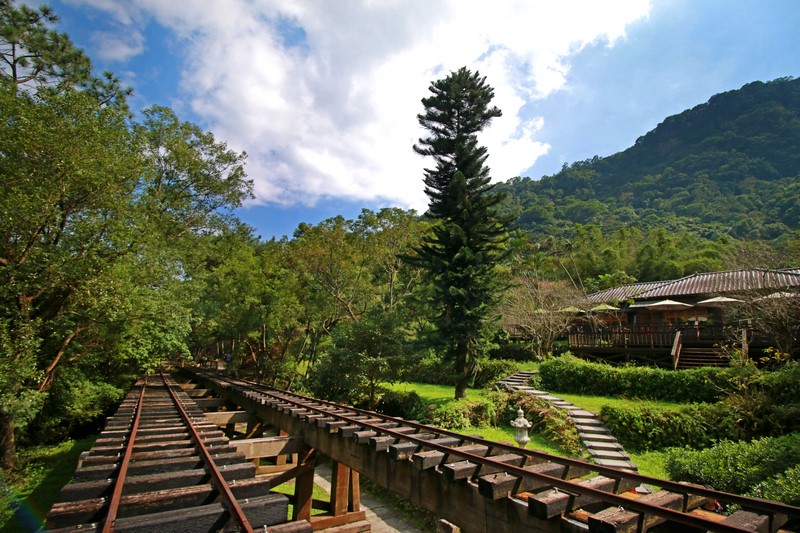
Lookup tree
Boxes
[501,273,591,359]
[0,0,130,107]
[411,67,512,399]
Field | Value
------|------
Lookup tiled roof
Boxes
[588,281,669,303]
[589,268,800,303]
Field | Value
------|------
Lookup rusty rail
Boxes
[101,376,147,533]
[189,368,800,533]
[161,371,255,533]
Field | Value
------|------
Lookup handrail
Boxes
[671,330,683,370]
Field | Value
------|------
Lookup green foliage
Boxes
[748,464,800,506]
[600,402,740,451]
[498,77,800,277]
[411,67,513,398]
[504,391,584,456]
[665,434,800,494]
[306,311,406,408]
[539,355,731,403]
[473,359,520,388]
[376,390,428,421]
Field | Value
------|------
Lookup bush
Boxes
[748,464,800,506]
[427,397,499,430]
[759,361,800,405]
[473,359,520,388]
[601,402,740,451]
[665,433,800,494]
[539,355,732,403]
[506,392,583,456]
[400,355,520,388]
[376,390,428,421]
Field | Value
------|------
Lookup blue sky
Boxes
[47,0,799,240]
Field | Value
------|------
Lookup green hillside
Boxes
[499,77,800,243]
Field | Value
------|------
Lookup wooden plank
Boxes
[292,463,315,521]
[47,477,273,528]
[58,463,257,501]
[441,453,526,482]
[413,445,489,471]
[349,469,361,512]
[204,410,256,426]
[529,475,618,519]
[478,462,569,500]
[720,510,770,533]
[588,490,683,533]
[330,462,350,516]
[232,435,305,459]
[73,451,247,481]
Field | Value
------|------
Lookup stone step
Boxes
[579,431,615,442]
[572,418,604,427]
[595,458,638,471]
[567,409,597,418]
[588,448,630,461]
[582,440,623,451]
[577,425,611,435]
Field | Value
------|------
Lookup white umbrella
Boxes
[697,296,743,307]
[643,299,694,310]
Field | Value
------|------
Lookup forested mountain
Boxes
[498,76,800,244]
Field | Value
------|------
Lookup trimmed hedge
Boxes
[665,433,800,495]
[539,355,732,403]
[600,402,740,451]
[401,356,519,388]
[748,464,800,506]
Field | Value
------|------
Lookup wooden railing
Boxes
[568,325,729,349]
[671,330,682,370]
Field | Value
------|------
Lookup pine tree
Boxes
[412,67,512,399]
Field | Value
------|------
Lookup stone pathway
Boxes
[314,462,424,532]
[497,371,638,471]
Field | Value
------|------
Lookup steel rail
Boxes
[101,376,148,533]
[161,372,255,533]
[205,370,799,517]
[192,368,800,533]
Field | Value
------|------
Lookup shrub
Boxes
[400,355,520,388]
[539,355,732,402]
[759,361,800,405]
[665,433,800,494]
[600,402,740,451]
[506,392,583,456]
[473,359,520,388]
[376,390,428,421]
[748,464,800,506]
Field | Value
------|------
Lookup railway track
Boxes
[46,372,299,532]
[185,367,800,533]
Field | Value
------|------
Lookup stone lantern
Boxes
[510,407,532,448]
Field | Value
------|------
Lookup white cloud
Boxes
[72,0,651,212]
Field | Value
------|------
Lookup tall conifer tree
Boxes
[413,67,512,399]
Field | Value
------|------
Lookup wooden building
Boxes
[567,268,800,369]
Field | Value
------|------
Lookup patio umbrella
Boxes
[590,303,620,312]
[643,299,694,310]
[697,296,743,307]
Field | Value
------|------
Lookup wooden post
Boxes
[293,464,315,521]
[330,462,350,516]
[349,469,361,512]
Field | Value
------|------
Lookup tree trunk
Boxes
[0,411,16,470]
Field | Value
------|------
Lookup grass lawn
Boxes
[270,479,331,518]
[383,381,580,458]
[0,437,95,533]
[553,393,683,414]
[384,381,673,479]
